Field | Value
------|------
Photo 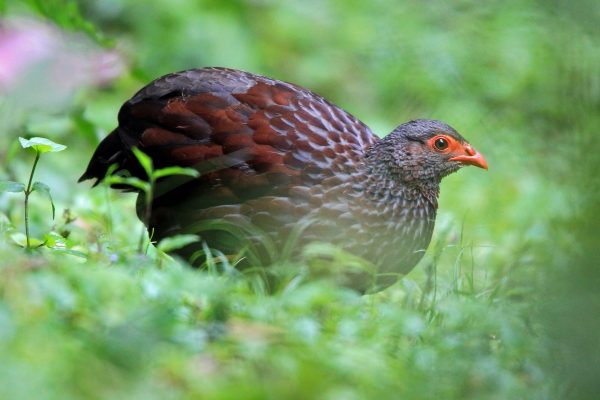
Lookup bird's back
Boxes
[82,67,378,187]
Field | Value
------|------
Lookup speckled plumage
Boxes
[81,67,485,292]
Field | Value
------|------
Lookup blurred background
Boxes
[0,0,599,399]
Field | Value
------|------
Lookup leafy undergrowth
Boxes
[1,1,586,397]
[0,194,552,400]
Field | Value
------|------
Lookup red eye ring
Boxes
[430,135,453,152]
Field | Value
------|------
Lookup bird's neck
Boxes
[363,140,440,209]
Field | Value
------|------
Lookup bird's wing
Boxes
[81,68,378,202]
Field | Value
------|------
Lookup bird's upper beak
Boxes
[449,144,488,170]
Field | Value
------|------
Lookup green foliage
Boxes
[0,245,549,400]
[156,234,200,254]
[18,137,67,154]
[0,181,25,192]
[0,0,598,399]
[1,137,66,249]
[20,0,112,45]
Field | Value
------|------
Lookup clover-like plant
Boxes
[0,137,66,249]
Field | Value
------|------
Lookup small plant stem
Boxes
[138,180,154,254]
[24,150,41,249]
[137,224,146,254]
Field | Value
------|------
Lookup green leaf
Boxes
[103,164,152,190]
[157,234,200,253]
[131,147,153,179]
[43,233,58,248]
[153,166,200,180]
[104,175,151,192]
[19,137,67,153]
[52,249,88,259]
[32,182,56,219]
[10,232,45,248]
[10,232,27,247]
[0,181,25,193]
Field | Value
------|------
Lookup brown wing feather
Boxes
[80,68,381,272]
[82,67,378,194]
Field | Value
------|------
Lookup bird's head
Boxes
[368,119,487,187]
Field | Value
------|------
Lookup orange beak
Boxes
[449,144,488,170]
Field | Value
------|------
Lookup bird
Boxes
[80,67,487,292]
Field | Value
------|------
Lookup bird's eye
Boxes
[434,137,449,151]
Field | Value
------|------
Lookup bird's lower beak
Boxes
[449,145,488,170]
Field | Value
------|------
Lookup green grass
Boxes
[0,187,552,399]
[0,236,550,399]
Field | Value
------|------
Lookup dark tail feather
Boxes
[79,129,126,186]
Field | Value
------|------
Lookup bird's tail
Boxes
[79,129,132,186]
